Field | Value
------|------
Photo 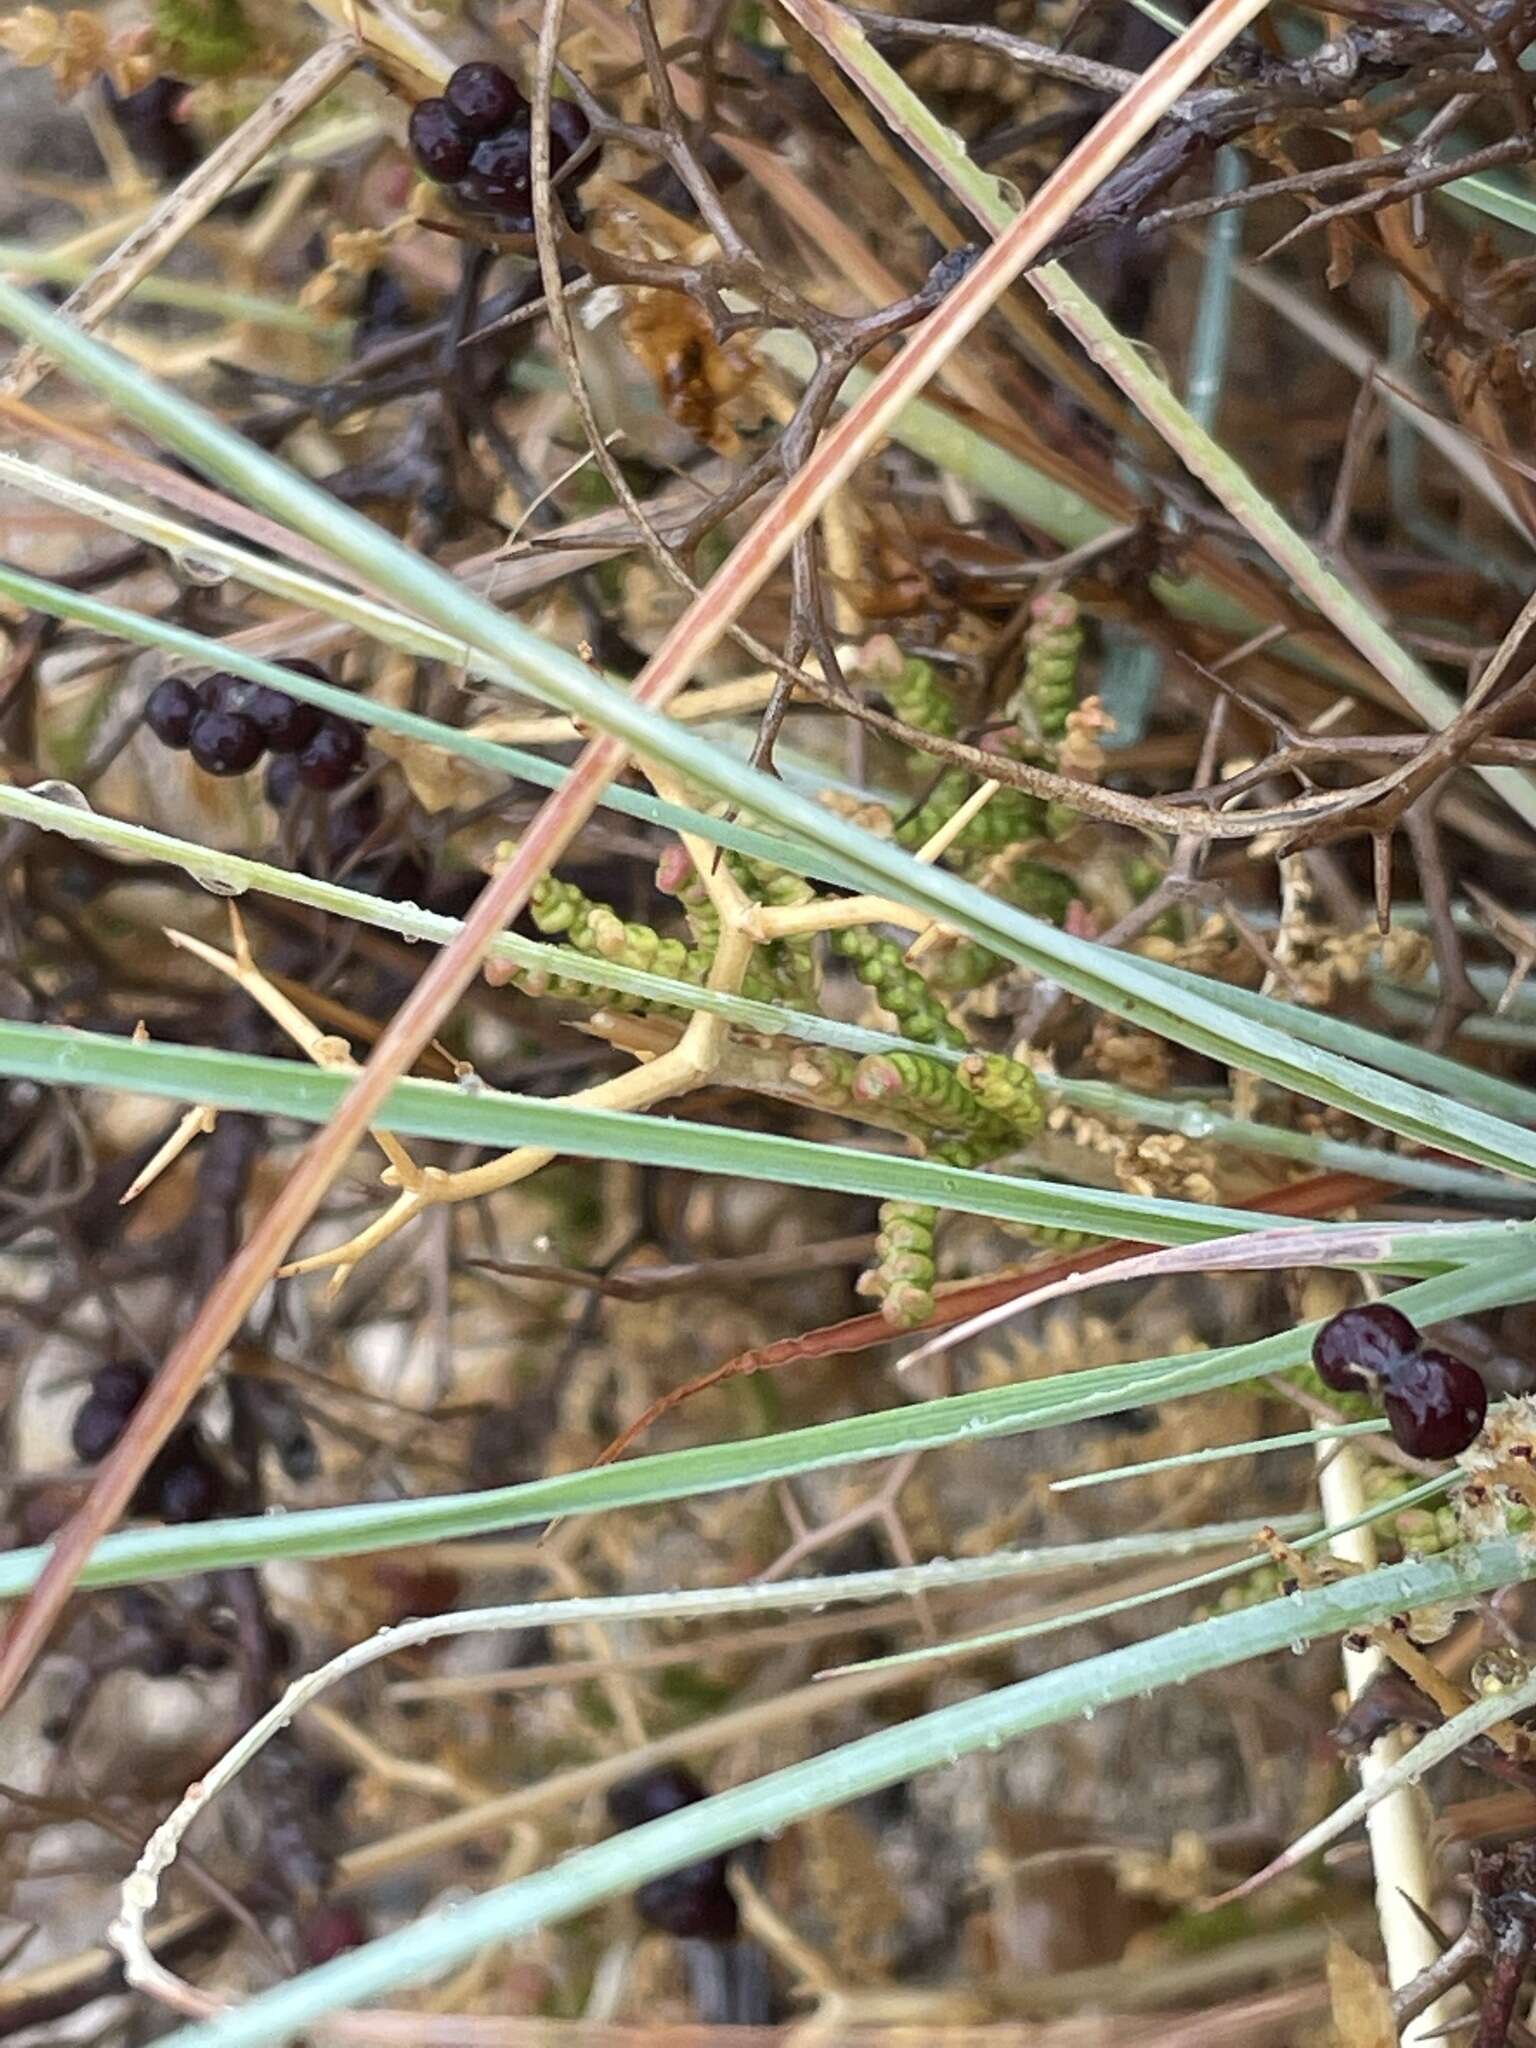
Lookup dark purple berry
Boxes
[199,671,250,712]
[463,129,532,215]
[74,1396,129,1464]
[408,97,472,181]
[91,1359,152,1411]
[444,61,525,137]
[188,708,265,776]
[264,753,301,808]
[296,716,366,790]
[608,1766,738,1938]
[608,1766,706,1832]
[71,1361,150,1463]
[1383,1348,1488,1460]
[150,1444,223,1523]
[145,676,200,748]
[455,182,534,233]
[1311,1303,1420,1396]
[635,1864,738,1940]
[246,685,320,753]
[547,98,590,169]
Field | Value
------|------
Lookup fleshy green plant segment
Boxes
[1014,590,1085,742]
[851,1050,1046,1326]
[521,821,1050,1328]
[153,0,256,75]
[862,639,1088,998]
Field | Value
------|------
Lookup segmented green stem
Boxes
[1014,589,1083,742]
[862,1198,939,1330]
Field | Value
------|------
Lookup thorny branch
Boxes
[854,1,1536,262]
[11,0,1536,2025]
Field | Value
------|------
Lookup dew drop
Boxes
[1472,1646,1528,1695]
[191,867,248,898]
[28,777,94,814]
[176,553,228,587]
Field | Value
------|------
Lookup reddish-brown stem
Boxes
[590,1172,1393,1468]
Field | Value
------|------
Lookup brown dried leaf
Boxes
[0,5,108,94]
[620,289,755,457]
[1326,1934,1396,2048]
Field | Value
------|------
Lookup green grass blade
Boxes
[0,1016,1327,1242]
[1127,956,1536,1127]
[12,780,1531,1209]
[0,1248,1526,1600]
[2,283,1533,1177]
[144,1532,1536,2048]
[0,563,855,884]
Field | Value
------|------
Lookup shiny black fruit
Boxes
[145,676,200,748]
[1383,1348,1488,1459]
[1311,1302,1420,1396]
[71,1360,150,1463]
[635,1863,739,1940]
[246,684,321,753]
[444,61,526,137]
[608,1765,707,1831]
[188,708,264,776]
[296,716,366,790]
[408,97,472,180]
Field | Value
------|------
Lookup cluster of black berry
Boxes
[408,62,592,234]
[607,1765,740,1940]
[145,663,366,790]
[71,1360,224,1522]
[1312,1303,1488,1459]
